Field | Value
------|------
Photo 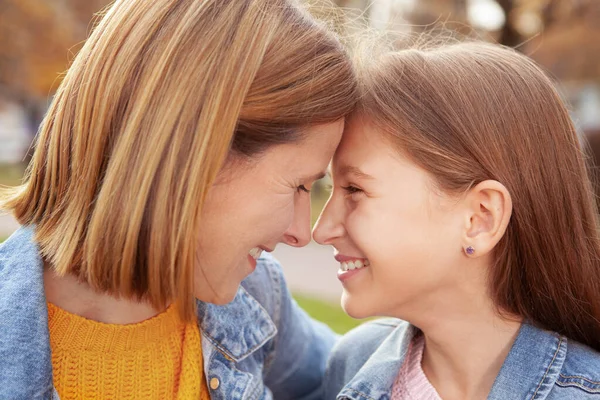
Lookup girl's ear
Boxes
[461,180,512,257]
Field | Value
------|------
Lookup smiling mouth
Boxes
[248,246,274,261]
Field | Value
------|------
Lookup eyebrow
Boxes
[339,165,375,180]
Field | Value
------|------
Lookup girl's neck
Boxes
[419,314,521,400]
[43,262,167,324]
[403,273,522,400]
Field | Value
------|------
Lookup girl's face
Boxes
[313,116,468,319]
[195,120,344,304]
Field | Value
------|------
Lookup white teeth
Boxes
[339,259,370,272]
[249,247,263,260]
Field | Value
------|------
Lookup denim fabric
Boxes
[323,319,600,400]
[0,226,337,400]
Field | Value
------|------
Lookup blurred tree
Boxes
[0,0,110,161]
[408,0,468,27]
[497,0,522,46]
[1,0,598,107]
[524,0,600,82]
[397,0,600,82]
[0,0,73,102]
[0,0,110,102]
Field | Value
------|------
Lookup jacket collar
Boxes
[339,322,567,400]
[338,323,417,400]
[488,322,567,400]
[196,286,277,363]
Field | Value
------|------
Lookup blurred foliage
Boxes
[0,0,108,102]
[0,0,597,109]
[0,163,25,186]
[294,293,366,334]
[313,0,600,82]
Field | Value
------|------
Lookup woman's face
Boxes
[195,120,344,304]
[313,116,466,319]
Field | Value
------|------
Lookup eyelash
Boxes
[342,185,362,195]
[297,185,310,193]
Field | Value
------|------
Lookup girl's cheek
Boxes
[345,212,367,240]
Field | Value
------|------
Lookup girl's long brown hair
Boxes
[0,0,357,320]
[356,41,600,351]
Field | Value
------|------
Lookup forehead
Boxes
[332,116,395,173]
[301,119,345,149]
[261,120,344,174]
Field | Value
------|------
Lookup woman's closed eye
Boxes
[297,185,310,193]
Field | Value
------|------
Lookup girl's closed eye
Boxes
[342,185,364,201]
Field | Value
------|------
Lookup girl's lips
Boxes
[337,267,365,282]
[334,253,370,282]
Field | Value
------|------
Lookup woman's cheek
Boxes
[276,202,296,235]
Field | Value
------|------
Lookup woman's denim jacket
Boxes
[0,226,336,400]
[323,319,600,400]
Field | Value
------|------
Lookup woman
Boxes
[314,41,600,399]
[0,0,357,399]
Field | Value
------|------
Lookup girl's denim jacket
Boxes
[324,318,600,399]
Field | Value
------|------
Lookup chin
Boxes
[341,292,376,320]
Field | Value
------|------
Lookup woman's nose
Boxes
[282,194,311,247]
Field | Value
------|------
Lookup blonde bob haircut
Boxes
[0,0,357,320]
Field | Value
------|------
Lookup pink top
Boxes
[391,334,442,400]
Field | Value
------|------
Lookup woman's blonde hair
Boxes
[0,0,357,320]
[355,40,600,351]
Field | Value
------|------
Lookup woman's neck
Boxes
[43,263,167,324]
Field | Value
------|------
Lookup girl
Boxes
[0,0,357,399]
[314,41,600,400]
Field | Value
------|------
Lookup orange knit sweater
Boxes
[47,302,211,399]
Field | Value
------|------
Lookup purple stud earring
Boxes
[465,246,475,255]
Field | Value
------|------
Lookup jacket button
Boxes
[210,377,220,390]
